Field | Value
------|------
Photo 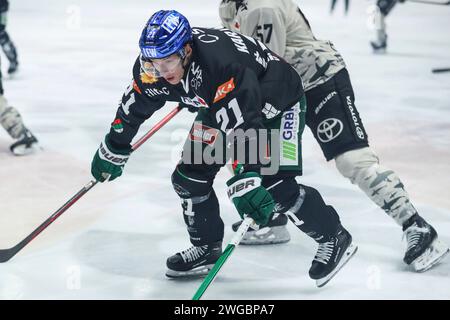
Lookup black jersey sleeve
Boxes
[108,58,165,149]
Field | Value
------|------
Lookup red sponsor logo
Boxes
[189,123,219,145]
[132,80,142,94]
[214,78,235,103]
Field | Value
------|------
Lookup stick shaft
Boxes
[192,217,255,300]
[407,0,450,5]
[0,106,182,263]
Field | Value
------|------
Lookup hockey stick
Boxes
[0,105,183,263]
[406,0,450,5]
[192,216,256,300]
[432,68,450,73]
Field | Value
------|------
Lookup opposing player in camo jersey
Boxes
[0,1,36,154]
[90,10,358,287]
[219,0,448,272]
[0,70,38,155]
[0,95,38,155]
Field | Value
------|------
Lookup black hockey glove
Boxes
[179,102,198,113]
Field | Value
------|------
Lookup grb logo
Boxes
[317,118,343,143]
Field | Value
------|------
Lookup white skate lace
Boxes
[314,241,334,264]
[403,224,429,252]
[180,245,207,263]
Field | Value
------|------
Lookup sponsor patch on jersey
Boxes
[189,123,219,145]
[280,103,300,166]
[132,80,142,94]
[145,87,170,97]
[181,95,209,109]
[214,78,235,103]
[111,118,123,133]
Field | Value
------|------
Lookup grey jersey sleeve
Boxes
[240,7,286,57]
[220,0,347,91]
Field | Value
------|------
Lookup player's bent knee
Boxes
[288,184,341,239]
[263,177,299,214]
[171,166,212,199]
[334,147,379,183]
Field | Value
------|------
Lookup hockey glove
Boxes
[91,134,131,182]
[179,102,198,113]
[226,172,275,226]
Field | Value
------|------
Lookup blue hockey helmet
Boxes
[139,10,193,60]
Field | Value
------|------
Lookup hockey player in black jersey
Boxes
[90,10,358,287]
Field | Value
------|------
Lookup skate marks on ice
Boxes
[72,230,169,278]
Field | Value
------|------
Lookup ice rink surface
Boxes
[0,0,449,299]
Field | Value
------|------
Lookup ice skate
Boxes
[7,60,18,76]
[403,214,449,272]
[166,241,222,278]
[371,38,387,53]
[10,128,39,156]
[232,214,291,245]
[309,225,357,288]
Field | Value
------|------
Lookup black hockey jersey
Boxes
[0,0,8,13]
[108,27,304,150]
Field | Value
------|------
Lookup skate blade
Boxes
[412,239,450,273]
[165,264,214,279]
[11,143,40,156]
[240,226,290,245]
[316,243,358,288]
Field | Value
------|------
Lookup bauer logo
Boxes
[99,144,128,164]
[189,123,219,145]
[317,118,343,143]
[214,78,235,103]
[227,179,256,198]
[315,91,337,114]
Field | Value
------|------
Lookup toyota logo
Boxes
[317,118,343,143]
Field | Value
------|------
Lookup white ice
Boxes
[0,0,449,300]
